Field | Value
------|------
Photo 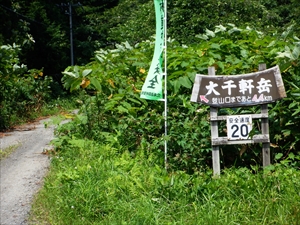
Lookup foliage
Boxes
[168,0,300,44]
[1,0,300,77]
[106,0,155,44]
[0,0,120,76]
[103,0,300,45]
[61,24,300,171]
[30,136,300,224]
[0,44,65,130]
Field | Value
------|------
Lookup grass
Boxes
[29,136,300,225]
[0,143,21,160]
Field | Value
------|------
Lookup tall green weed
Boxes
[31,134,300,224]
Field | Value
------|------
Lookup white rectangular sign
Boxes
[227,115,252,140]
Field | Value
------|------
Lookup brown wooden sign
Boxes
[190,65,286,107]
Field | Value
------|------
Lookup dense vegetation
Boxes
[30,24,300,223]
[1,0,300,223]
[0,44,53,129]
[1,0,300,129]
[0,42,78,129]
[31,139,300,224]
[58,24,300,171]
[1,0,300,75]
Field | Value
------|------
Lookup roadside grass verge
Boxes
[30,137,300,225]
[25,96,79,123]
[0,143,21,160]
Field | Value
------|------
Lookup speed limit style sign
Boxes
[227,115,252,140]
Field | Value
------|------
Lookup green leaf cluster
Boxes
[60,24,300,171]
[0,44,57,129]
[2,0,300,77]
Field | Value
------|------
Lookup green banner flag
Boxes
[140,0,165,100]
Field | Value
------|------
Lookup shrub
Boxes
[61,24,300,171]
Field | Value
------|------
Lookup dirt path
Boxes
[0,118,58,225]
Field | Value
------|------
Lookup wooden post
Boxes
[259,64,271,167]
[190,64,285,174]
[209,66,220,176]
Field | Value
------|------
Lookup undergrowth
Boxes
[30,134,300,225]
[30,24,300,224]
[0,44,79,130]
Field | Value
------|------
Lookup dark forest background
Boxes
[1,0,299,79]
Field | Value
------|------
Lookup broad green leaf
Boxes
[210,43,220,50]
[82,69,92,77]
[205,29,215,37]
[111,95,124,101]
[187,72,196,81]
[70,79,82,92]
[121,101,132,109]
[117,105,128,113]
[104,101,117,110]
[267,40,276,47]
[75,115,88,125]
[181,61,189,67]
[90,77,102,91]
[124,41,133,50]
[74,66,80,74]
[275,153,283,160]
[208,52,221,60]
[240,49,248,58]
[173,80,181,94]
[62,71,78,78]
[69,139,86,148]
[116,43,126,50]
[95,54,105,63]
[215,25,226,33]
[292,45,300,60]
[179,76,192,89]
[292,108,300,116]
[215,61,225,72]
[128,97,141,105]
[195,34,208,40]
[169,70,185,79]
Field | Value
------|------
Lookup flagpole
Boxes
[140,0,167,169]
[163,0,168,170]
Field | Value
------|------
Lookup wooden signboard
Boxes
[190,65,286,107]
[190,64,286,176]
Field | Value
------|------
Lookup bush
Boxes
[0,44,56,129]
[61,24,300,172]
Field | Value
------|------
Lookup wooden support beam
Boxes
[212,134,269,146]
[210,113,269,121]
[259,64,271,167]
[208,67,220,176]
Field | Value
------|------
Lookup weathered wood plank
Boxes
[273,65,287,98]
[191,65,286,108]
[212,134,270,146]
[209,67,220,176]
[210,113,269,121]
[261,104,270,167]
[259,64,271,167]
[190,75,202,102]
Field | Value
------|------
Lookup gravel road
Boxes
[0,118,57,225]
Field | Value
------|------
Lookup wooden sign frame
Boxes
[191,65,286,108]
[191,64,286,176]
